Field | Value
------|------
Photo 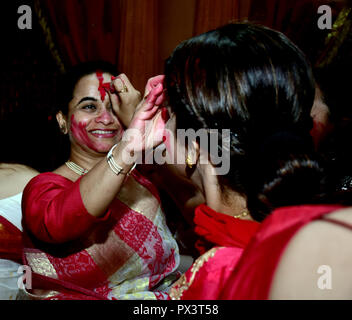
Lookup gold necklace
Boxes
[233,211,249,219]
[65,161,89,176]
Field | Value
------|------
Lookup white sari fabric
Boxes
[0,259,21,300]
[0,193,23,300]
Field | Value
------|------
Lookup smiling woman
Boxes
[62,73,125,155]
[55,62,129,157]
[20,61,180,300]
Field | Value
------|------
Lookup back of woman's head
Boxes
[165,23,326,221]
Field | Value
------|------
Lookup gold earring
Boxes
[186,156,194,169]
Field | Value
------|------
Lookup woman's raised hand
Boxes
[111,74,141,128]
[121,75,168,159]
[143,75,166,103]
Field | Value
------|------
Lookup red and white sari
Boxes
[0,193,24,300]
[21,170,180,300]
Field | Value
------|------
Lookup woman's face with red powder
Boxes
[64,72,124,154]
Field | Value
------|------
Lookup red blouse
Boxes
[22,173,110,243]
[220,204,344,299]
[169,204,260,300]
[170,203,344,300]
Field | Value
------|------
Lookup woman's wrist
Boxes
[109,141,136,175]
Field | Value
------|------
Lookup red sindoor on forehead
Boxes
[96,71,116,101]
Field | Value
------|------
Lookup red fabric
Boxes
[194,204,260,254]
[41,0,160,92]
[22,173,111,244]
[0,215,23,263]
[219,204,344,300]
[173,204,344,300]
[179,246,245,300]
[310,120,334,149]
[27,269,107,300]
[131,169,161,203]
[21,171,179,300]
[170,204,260,300]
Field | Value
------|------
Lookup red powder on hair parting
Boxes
[96,71,106,101]
[96,71,117,101]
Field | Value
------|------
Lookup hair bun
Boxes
[246,129,324,221]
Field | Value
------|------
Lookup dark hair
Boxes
[55,60,118,115]
[165,23,326,221]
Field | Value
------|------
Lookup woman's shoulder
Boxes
[0,163,38,179]
[0,163,39,199]
[23,171,75,193]
[269,206,352,299]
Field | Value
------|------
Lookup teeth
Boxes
[91,130,114,134]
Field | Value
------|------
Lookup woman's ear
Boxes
[56,111,68,134]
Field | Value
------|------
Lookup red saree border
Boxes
[0,214,23,263]
[0,214,22,236]
[22,250,108,300]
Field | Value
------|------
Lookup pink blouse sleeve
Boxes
[22,173,110,244]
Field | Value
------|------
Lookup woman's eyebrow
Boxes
[75,96,98,107]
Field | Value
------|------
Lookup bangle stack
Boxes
[107,144,136,176]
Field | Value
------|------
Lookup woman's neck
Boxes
[195,162,252,220]
[68,145,106,171]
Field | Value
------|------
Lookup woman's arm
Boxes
[75,79,166,218]
[23,77,166,243]
[22,173,108,243]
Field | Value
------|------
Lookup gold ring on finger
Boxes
[119,85,128,93]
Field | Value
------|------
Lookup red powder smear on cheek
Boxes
[70,115,112,152]
[70,115,96,151]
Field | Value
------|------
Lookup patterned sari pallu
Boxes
[22,170,180,300]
